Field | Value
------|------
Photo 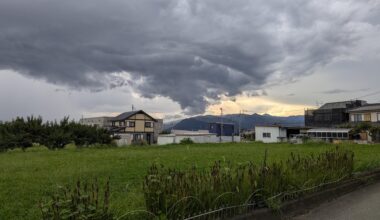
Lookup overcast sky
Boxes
[0,0,379,121]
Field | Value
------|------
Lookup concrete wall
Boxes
[115,133,133,146]
[80,117,112,128]
[154,119,163,142]
[157,135,241,145]
[255,126,287,143]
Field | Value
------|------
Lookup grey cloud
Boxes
[322,88,370,95]
[322,89,350,94]
[0,0,378,114]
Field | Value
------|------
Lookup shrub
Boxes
[179,138,194,145]
[143,148,354,219]
[131,139,148,146]
[0,116,114,151]
[40,178,114,220]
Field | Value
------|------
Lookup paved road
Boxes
[293,182,380,220]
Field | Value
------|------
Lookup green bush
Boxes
[131,139,148,146]
[40,178,114,220]
[143,148,354,219]
[179,138,194,145]
[0,116,114,151]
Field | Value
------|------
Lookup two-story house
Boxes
[349,104,380,124]
[111,110,158,145]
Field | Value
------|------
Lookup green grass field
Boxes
[1,142,380,219]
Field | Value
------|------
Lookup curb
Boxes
[232,169,380,220]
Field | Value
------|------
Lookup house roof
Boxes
[111,110,157,122]
[307,128,351,133]
[348,104,380,113]
[255,125,310,129]
[209,122,235,125]
[318,100,366,110]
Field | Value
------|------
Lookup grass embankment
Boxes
[1,142,380,219]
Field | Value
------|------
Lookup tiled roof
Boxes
[319,100,366,110]
[112,111,139,121]
[348,104,380,113]
[111,110,157,122]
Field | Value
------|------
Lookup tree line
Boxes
[0,116,114,151]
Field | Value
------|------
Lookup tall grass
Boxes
[40,178,113,220]
[143,147,354,219]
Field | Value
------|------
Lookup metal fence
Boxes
[118,176,348,220]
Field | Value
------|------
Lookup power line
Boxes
[354,90,380,100]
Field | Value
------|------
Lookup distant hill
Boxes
[164,113,304,132]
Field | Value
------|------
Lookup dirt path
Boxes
[293,182,380,220]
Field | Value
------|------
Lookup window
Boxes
[263,133,271,138]
[133,134,143,141]
[364,113,371,122]
[145,122,153,128]
[353,114,363,122]
[120,121,125,126]
[128,121,135,127]
[377,113,380,122]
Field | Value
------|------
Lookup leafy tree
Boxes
[0,116,114,151]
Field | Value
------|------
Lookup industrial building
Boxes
[305,100,367,127]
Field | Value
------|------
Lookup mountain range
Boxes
[163,113,305,132]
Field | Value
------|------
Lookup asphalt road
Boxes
[293,182,380,220]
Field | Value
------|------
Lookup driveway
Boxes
[293,182,380,220]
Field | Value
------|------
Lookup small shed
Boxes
[255,125,288,143]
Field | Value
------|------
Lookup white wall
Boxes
[371,112,380,122]
[255,126,286,143]
[157,134,241,145]
[115,133,133,146]
[157,135,176,145]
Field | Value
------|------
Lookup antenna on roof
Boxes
[316,101,323,107]
[132,105,134,111]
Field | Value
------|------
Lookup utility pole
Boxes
[220,108,223,143]
[239,110,242,137]
[238,109,248,137]
[132,105,135,111]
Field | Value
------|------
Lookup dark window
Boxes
[128,121,135,127]
[133,134,143,140]
[343,133,348,138]
[145,122,152,128]
[332,133,337,138]
[263,133,271,138]
[327,132,332,138]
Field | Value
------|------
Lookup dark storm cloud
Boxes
[0,0,377,114]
